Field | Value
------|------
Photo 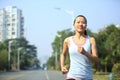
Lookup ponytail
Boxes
[84,30,87,35]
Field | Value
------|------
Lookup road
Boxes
[0,70,66,80]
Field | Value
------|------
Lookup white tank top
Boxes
[67,35,93,79]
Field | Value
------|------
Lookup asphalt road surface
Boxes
[0,70,66,80]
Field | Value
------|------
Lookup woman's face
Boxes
[73,16,87,33]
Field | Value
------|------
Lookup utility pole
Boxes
[8,41,13,71]
[17,47,22,71]
[55,34,61,70]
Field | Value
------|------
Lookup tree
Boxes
[0,37,40,71]
[95,24,120,72]
[0,50,8,70]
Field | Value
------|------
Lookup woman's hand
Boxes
[78,46,86,54]
[61,66,68,74]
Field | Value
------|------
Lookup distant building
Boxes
[0,6,24,42]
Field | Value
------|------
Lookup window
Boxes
[12,32,15,35]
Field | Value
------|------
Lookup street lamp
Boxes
[8,40,13,71]
[17,47,22,71]
[57,34,62,52]
[54,7,75,31]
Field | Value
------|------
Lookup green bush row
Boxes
[112,63,120,80]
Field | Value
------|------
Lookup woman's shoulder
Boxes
[87,35,95,40]
[64,36,71,42]
[86,35,96,44]
[64,36,72,43]
[89,36,96,44]
[64,36,72,47]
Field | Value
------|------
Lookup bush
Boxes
[95,71,108,75]
[92,68,96,74]
[112,63,120,80]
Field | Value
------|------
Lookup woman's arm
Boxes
[84,37,99,63]
[60,38,69,74]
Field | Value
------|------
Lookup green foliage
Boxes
[95,24,120,72]
[92,68,96,74]
[47,55,55,69]
[0,50,8,70]
[0,37,40,71]
[112,63,120,80]
[105,25,120,66]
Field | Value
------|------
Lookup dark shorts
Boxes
[66,78,93,80]
[66,79,76,80]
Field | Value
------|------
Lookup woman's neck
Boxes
[74,32,85,39]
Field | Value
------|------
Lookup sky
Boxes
[0,0,120,63]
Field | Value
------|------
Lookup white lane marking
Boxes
[45,71,49,80]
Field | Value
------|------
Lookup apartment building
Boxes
[0,6,24,42]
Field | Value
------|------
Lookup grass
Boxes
[93,74,109,80]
